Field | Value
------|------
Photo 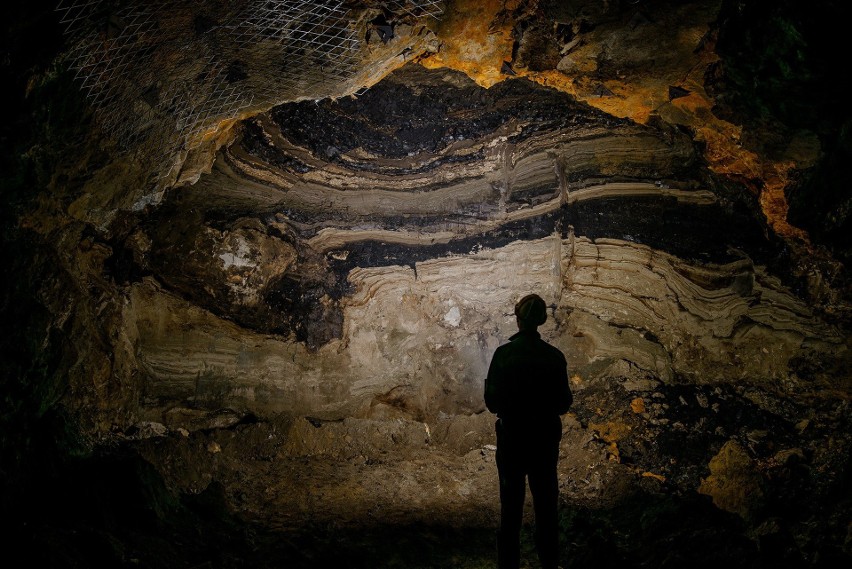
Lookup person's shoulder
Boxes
[493,341,512,356]
[540,339,567,361]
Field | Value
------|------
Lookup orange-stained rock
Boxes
[698,440,764,519]
[419,0,514,88]
[630,397,645,414]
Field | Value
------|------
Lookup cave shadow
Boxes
[8,439,845,569]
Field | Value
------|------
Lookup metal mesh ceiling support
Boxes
[55,0,445,179]
[227,1,362,105]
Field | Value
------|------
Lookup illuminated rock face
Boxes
[122,65,845,426]
[103,64,849,563]
[3,1,851,567]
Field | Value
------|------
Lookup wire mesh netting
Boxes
[55,0,445,181]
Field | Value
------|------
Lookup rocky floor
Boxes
[5,339,849,568]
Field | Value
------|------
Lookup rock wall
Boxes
[128,231,845,429]
[3,1,851,566]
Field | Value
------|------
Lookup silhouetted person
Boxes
[485,294,573,569]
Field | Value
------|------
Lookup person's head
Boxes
[514,293,547,330]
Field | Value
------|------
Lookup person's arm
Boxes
[554,355,573,415]
[484,348,503,414]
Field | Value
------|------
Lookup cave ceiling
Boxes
[39,0,849,295]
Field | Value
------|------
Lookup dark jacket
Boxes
[485,330,573,423]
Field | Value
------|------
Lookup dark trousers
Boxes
[495,417,561,569]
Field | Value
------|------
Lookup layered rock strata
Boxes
[4,1,851,567]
